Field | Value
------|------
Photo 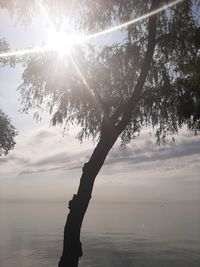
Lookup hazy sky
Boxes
[0,7,200,203]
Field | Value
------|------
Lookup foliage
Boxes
[0,37,17,157]
[2,0,200,143]
[0,37,18,67]
[0,109,17,156]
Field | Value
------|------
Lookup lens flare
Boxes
[0,0,183,59]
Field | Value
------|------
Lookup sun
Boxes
[45,29,84,57]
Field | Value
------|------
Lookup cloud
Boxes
[18,149,90,175]
[0,125,200,202]
[0,125,200,182]
[0,125,92,176]
[103,131,200,173]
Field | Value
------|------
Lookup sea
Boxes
[0,201,199,267]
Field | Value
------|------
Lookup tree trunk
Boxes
[58,132,118,267]
[58,2,158,265]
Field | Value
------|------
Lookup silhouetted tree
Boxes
[0,38,17,156]
[1,0,200,266]
[0,109,17,156]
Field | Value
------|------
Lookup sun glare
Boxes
[45,29,84,57]
[0,0,183,59]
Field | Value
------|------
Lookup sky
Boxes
[0,5,200,203]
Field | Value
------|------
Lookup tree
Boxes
[0,109,17,156]
[1,0,200,266]
[0,38,17,156]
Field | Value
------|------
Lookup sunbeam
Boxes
[0,0,183,59]
[68,54,104,113]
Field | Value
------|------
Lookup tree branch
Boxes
[116,0,159,134]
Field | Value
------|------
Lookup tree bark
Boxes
[58,132,118,267]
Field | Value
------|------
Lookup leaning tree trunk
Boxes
[58,1,158,265]
[58,131,118,267]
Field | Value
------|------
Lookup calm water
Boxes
[0,202,199,267]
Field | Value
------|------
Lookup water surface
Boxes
[0,202,199,267]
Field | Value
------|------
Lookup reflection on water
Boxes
[0,202,200,267]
